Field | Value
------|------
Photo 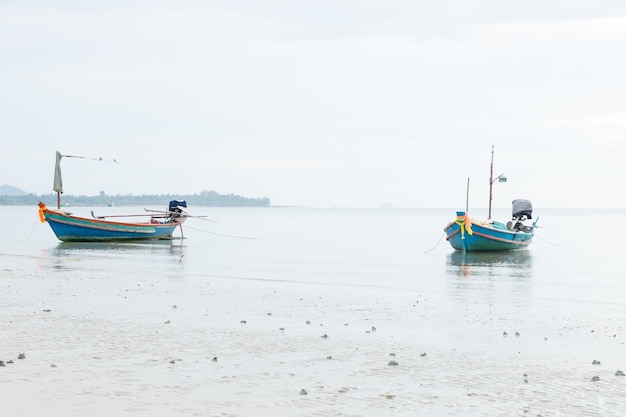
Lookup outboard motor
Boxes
[167,200,187,223]
[168,200,187,214]
[510,199,532,232]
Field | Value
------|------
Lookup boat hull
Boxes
[42,208,181,242]
[444,219,533,252]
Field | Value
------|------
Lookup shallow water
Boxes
[1,205,625,416]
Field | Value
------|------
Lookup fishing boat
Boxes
[443,146,538,252]
[38,151,188,242]
[38,200,188,242]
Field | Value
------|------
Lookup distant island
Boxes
[0,184,28,196]
[0,187,270,207]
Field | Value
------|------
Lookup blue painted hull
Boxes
[42,208,180,242]
[444,218,533,252]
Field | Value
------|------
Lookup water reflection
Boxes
[446,250,533,279]
[446,251,534,304]
[41,240,185,272]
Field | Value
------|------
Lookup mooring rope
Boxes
[16,217,40,243]
[535,234,558,246]
[424,232,446,254]
[183,224,256,240]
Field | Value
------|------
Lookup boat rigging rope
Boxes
[424,232,446,254]
[62,154,119,163]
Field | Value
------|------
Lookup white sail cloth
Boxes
[53,151,63,194]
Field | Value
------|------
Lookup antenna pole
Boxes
[488,145,494,220]
[466,177,470,216]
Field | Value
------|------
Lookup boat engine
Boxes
[509,199,533,232]
[167,200,187,222]
[168,200,187,213]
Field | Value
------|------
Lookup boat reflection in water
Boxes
[41,240,185,273]
[446,250,533,280]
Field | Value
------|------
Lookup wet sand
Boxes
[2,267,625,417]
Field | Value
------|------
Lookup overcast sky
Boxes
[2,1,626,208]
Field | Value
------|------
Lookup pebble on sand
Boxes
[615,370,625,376]
[17,353,25,360]
[300,389,308,395]
[321,334,329,339]
[592,360,601,365]
[388,360,399,366]
[591,376,600,382]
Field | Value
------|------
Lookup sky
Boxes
[1,0,626,209]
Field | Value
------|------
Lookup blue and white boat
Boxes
[443,146,538,252]
[39,200,187,242]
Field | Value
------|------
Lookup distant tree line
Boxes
[0,190,270,207]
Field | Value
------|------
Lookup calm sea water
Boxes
[3,205,624,306]
[1,205,625,416]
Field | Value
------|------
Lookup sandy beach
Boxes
[2,264,625,417]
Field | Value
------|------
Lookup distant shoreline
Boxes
[0,191,270,207]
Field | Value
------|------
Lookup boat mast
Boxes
[488,145,494,220]
[54,151,63,209]
[52,151,119,209]
[466,177,470,216]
